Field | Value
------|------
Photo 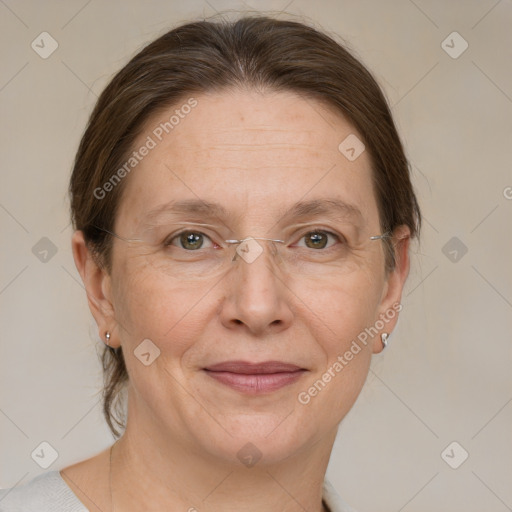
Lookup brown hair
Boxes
[69,15,421,438]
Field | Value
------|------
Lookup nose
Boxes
[219,239,294,336]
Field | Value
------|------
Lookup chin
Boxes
[193,413,318,468]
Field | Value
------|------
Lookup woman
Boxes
[0,14,420,512]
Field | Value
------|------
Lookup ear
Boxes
[71,230,119,348]
[372,224,411,354]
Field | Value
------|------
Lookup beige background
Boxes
[1,1,511,511]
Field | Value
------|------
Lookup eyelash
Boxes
[164,229,346,251]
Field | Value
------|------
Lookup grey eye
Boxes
[167,231,214,250]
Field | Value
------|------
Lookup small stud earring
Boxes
[381,333,389,349]
[105,332,111,346]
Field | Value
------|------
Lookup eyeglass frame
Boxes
[90,226,392,252]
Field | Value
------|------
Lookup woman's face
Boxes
[92,89,409,465]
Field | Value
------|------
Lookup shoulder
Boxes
[0,471,88,512]
[322,478,358,512]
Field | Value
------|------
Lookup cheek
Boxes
[110,268,209,407]
[296,261,384,339]
[111,257,214,356]
[295,287,375,425]
[293,268,382,409]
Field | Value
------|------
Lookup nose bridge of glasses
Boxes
[225,237,285,264]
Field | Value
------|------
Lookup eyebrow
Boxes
[141,198,363,225]
[282,198,363,223]
[142,199,228,223]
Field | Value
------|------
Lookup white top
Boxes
[0,471,357,512]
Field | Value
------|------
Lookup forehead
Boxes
[116,89,379,231]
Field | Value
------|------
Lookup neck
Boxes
[109,420,337,512]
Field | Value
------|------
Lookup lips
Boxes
[203,360,307,394]
[205,360,304,374]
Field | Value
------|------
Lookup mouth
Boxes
[203,361,308,394]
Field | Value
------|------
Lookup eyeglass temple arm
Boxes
[91,225,143,242]
[227,233,392,243]
[370,232,391,240]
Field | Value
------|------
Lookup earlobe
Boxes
[71,230,115,342]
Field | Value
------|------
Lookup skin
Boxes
[64,89,410,512]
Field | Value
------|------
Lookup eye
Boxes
[166,231,215,251]
[296,230,342,250]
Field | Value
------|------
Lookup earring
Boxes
[381,333,389,349]
[105,332,111,346]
